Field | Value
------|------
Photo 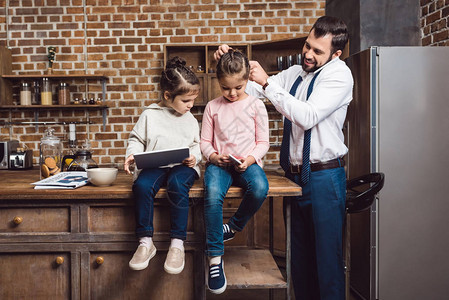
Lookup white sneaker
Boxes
[164,247,185,274]
[129,244,157,270]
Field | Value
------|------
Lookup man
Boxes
[215,16,353,299]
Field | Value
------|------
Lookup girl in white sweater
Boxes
[124,57,202,275]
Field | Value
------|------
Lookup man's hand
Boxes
[249,60,269,87]
[214,44,231,61]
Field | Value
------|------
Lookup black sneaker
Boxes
[223,223,235,242]
[208,259,227,294]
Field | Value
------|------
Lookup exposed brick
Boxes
[169,36,193,43]
[259,18,282,26]
[218,4,241,11]
[244,4,267,10]
[208,20,232,26]
[426,10,442,24]
[195,35,219,43]
[434,29,449,42]
[168,5,191,12]
[193,4,216,12]
[234,19,256,26]
[133,22,156,28]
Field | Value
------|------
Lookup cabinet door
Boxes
[86,250,195,300]
[0,252,71,300]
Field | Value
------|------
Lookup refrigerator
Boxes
[344,47,449,300]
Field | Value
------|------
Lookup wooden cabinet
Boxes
[0,169,301,300]
[0,195,205,300]
[164,38,310,106]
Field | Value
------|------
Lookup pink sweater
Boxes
[200,95,270,167]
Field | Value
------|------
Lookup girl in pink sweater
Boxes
[200,49,270,295]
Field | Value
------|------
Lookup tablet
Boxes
[134,147,190,169]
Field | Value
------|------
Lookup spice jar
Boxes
[41,78,52,105]
[20,82,32,106]
[39,128,62,179]
[58,82,70,105]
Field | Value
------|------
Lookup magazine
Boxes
[31,171,89,189]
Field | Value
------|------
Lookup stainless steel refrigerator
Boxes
[344,47,449,300]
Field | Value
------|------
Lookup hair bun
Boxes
[166,56,186,69]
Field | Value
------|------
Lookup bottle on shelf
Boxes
[41,78,52,105]
[20,82,32,106]
[58,82,70,105]
[32,80,41,105]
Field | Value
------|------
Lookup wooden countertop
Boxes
[0,169,301,200]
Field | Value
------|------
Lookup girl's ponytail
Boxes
[161,56,200,100]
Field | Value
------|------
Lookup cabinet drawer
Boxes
[0,252,71,300]
[0,207,70,233]
[88,205,194,233]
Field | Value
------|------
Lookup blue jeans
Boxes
[133,165,197,240]
[204,163,269,257]
[285,166,346,300]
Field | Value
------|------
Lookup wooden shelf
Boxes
[224,248,287,289]
[1,74,108,81]
[0,104,108,109]
[1,70,109,130]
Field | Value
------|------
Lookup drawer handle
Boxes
[55,256,64,265]
[13,216,23,225]
[96,256,105,265]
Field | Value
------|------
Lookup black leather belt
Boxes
[289,158,345,174]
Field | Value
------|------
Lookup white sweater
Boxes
[126,103,201,177]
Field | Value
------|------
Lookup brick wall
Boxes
[421,0,449,45]
[0,0,325,168]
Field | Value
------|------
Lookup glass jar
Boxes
[20,82,32,105]
[39,128,62,179]
[32,80,41,105]
[58,82,70,105]
[41,78,52,105]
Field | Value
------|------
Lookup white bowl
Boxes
[87,168,118,186]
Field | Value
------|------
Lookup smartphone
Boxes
[228,154,242,165]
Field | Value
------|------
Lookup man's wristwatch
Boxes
[262,82,269,90]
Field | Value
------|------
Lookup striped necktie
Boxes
[279,70,321,185]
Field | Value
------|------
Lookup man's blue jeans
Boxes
[133,165,197,240]
[285,166,346,300]
[204,163,269,257]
